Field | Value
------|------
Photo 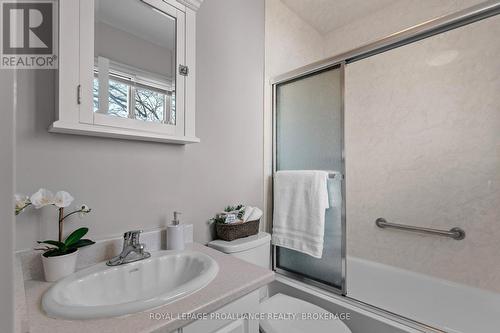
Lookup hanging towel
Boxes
[272,170,329,258]
[327,173,342,208]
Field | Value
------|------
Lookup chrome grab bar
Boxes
[375,218,466,240]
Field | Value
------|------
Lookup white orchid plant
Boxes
[15,189,95,257]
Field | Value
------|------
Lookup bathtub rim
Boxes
[273,274,444,333]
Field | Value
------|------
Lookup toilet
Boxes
[207,232,272,270]
[207,232,352,333]
[208,232,272,300]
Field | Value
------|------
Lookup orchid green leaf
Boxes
[64,227,88,247]
[37,240,66,250]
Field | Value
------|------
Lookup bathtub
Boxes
[269,257,500,333]
[347,257,500,333]
[268,276,424,333]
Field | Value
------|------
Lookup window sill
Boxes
[49,121,200,144]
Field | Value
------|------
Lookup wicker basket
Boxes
[215,219,260,241]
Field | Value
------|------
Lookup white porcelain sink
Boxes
[42,250,219,319]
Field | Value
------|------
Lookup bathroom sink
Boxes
[42,250,219,319]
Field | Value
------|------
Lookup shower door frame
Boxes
[271,63,347,295]
[270,0,500,306]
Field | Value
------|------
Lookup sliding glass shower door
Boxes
[273,65,345,292]
[345,14,500,332]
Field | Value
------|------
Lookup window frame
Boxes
[94,59,176,128]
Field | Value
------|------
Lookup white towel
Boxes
[247,207,262,221]
[242,207,254,222]
[272,170,329,258]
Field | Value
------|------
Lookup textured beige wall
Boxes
[345,15,500,292]
[263,0,325,230]
[323,0,484,56]
[264,0,324,77]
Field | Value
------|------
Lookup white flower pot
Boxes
[42,249,79,282]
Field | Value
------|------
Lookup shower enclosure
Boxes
[273,65,345,293]
[271,2,500,332]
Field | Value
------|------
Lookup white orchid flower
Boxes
[78,204,91,217]
[14,194,31,215]
[30,189,55,209]
[14,194,30,210]
[53,191,74,208]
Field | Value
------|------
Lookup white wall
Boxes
[177,0,265,240]
[0,70,15,332]
[15,0,265,250]
[95,21,174,78]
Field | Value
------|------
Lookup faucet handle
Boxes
[123,230,142,245]
[124,229,142,238]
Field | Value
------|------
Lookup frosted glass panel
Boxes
[275,66,343,289]
[277,68,342,171]
[345,15,500,332]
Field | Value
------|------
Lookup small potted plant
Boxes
[15,189,95,282]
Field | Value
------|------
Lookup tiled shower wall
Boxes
[345,15,500,292]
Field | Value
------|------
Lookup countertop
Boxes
[23,243,274,333]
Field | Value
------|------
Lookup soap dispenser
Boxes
[167,211,184,251]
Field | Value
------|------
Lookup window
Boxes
[93,67,175,125]
[108,78,129,118]
[135,87,166,123]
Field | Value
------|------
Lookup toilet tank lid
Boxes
[207,232,271,253]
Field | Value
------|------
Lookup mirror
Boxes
[94,0,176,125]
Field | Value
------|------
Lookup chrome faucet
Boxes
[106,230,151,266]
